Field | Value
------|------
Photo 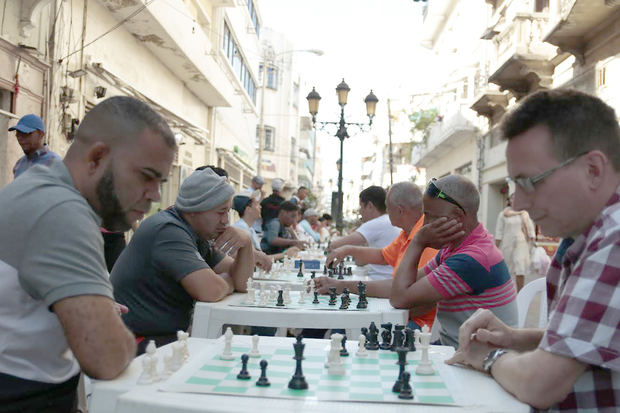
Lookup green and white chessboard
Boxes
[161,341,456,405]
[232,292,369,311]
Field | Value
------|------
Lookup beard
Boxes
[96,168,130,232]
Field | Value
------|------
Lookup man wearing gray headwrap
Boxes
[111,168,254,352]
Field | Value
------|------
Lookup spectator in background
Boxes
[298,208,321,243]
[290,186,308,207]
[260,201,307,254]
[9,114,61,179]
[495,193,535,291]
[260,178,286,229]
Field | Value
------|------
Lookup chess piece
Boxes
[340,335,349,357]
[361,327,369,340]
[259,291,269,306]
[392,347,408,393]
[220,327,235,360]
[415,325,435,375]
[404,328,416,352]
[288,335,308,390]
[379,323,393,350]
[339,294,348,310]
[323,265,327,275]
[249,335,261,358]
[328,269,334,277]
[311,271,316,279]
[337,270,344,280]
[366,322,379,350]
[398,372,414,400]
[356,334,368,357]
[312,291,320,304]
[137,340,159,384]
[328,287,337,305]
[276,290,285,306]
[342,288,350,304]
[244,287,255,304]
[298,289,306,304]
[284,286,291,304]
[347,267,352,275]
[327,333,345,375]
[255,359,270,387]
[391,325,405,351]
[297,260,304,277]
[237,354,251,380]
[357,282,368,309]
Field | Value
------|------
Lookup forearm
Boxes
[228,245,253,292]
[490,350,586,409]
[508,327,544,352]
[390,241,423,307]
[270,237,298,247]
[346,246,386,265]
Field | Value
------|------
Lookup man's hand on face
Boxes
[214,226,251,256]
[413,217,464,250]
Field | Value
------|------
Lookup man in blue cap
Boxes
[9,114,61,178]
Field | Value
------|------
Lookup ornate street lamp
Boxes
[306,80,378,231]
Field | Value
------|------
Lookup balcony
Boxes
[470,89,509,122]
[544,0,620,64]
[100,0,234,107]
[488,13,556,98]
[411,108,478,168]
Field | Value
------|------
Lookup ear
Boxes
[86,142,111,175]
[583,150,606,190]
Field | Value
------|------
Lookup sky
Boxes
[258,0,440,201]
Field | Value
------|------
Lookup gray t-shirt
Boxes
[0,162,112,384]
[111,207,225,336]
[260,218,290,254]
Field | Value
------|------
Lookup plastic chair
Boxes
[516,277,548,328]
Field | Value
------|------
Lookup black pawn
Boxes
[339,294,349,310]
[255,359,270,387]
[311,271,316,279]
[237,354,251,380]
[297,261,304,277]
[340,335,349,357]
[379,323,393,350]
[392,347,408,393]
[328,269,334,277]
[337,271,344,280]
[328,287,337,305]
[391,325,405,351]
[312,291,320,304]
[276,290,285,306]
[347,267,352,275]
[398,372,414,400]
[323,265,327,275]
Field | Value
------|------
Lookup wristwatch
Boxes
[483,349,508,374]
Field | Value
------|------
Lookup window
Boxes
[597,66,607,88]
[256,125,275,151]
[535,0,549,12]
[222,22,257,104]
[290,137,296,162]
[246,0,260,36]
[259,64,278,90]
[455,162,472,177]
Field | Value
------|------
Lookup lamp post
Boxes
[256,47,323,174]
[306,80,378,231]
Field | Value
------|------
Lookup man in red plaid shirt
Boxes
[446,89,620,411]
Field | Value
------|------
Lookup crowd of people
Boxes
[0,89,618,412]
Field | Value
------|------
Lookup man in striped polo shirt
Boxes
[390,174,518,348]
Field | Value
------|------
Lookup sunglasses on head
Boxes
[426,178,466,214]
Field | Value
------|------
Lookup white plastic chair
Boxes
[516,277,548,328]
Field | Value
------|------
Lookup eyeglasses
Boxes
[426,178,466,214]
[506,151,588,193]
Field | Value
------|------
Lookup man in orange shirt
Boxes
[316,182,437,329]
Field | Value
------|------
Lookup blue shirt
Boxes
[13,145,62,178]
[299,219,320,242]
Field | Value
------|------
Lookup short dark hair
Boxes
[359,185,387,213]
[298,186,308,191]
[321,213,332,221]
[196,165,228,177]
[501,89,620,170]
[279,201,299,213]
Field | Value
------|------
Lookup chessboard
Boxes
[161,339,457,405]
[232,290,369,311]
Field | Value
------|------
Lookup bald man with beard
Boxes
[0,96,176,412]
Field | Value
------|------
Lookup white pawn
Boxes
[138,340,159,384]
[298,289,306,304]
[284,286,291,304]
[246,278,253,291]
[415,325,435,375]
[177,330,190,362]
[244,287,255,304]
[259,291,269,306]
[355,334,368,357]
[309,279,316,295]
[169,342,184,372]
[249,334,261,358]
[220,327,235,360]
[269,286,277,301]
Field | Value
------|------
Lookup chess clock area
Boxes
[89,333,529,413]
